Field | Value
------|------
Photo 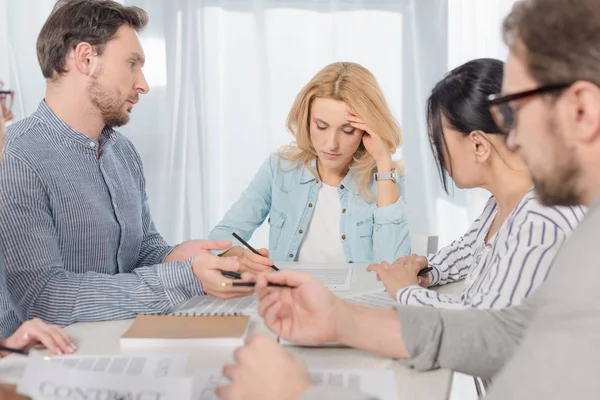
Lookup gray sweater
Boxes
[302,198,600,400]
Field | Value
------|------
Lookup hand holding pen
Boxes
[230,233,279,272]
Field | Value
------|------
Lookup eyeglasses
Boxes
[488,83,573,133]
[0,90,14,116]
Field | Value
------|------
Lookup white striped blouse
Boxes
[396,189,586,309]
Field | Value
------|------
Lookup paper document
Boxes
[278,261,354,291]
[343,289,397,308]
[0,353,188,384]
[18,355,192,400]
[173,294,259,316]
[193,368,397,400]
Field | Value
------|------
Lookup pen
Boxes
[232,232,279,271]
[221,281,292,288]
[0,345,28,356]
[220,270,242,280]
[417,266,433,277]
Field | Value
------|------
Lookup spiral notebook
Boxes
[120,313,250,348]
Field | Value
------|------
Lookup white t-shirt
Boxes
[297,183,346,263]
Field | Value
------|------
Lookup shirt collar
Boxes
[299,157,357,192]
[33,100,117,150]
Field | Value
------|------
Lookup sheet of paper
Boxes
[0,353,188,384]
[173,262,354,316]
[173,294,259,316]
[343,289,397,308]
[278,261,353,291]
[192,368,397,400]
[18,355,192,400]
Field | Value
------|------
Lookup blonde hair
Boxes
[279,62,404,200]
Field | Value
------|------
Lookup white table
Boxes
[62,264,462,400]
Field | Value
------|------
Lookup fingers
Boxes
[36,324,75,355]
[263,270,313,287]
[222,363,239,381]
[214,383,232,400]
[366,263,378,272]
[240,272,257,282]
[199,240,233,251]
[9,319,75,355]
[44,322,76,353]
[217,256,241,272]
[258,290,281,318]
[241,249,274,272]
[258,248,270,257]
[216,364,236,399]
[351,122,369,132]
[262,301,283,333]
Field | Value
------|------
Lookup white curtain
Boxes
[0,0,515,250]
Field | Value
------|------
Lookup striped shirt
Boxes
[396,189,586,309]
[0,101,203,336]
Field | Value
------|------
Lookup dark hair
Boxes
[37,0,148,80]
[503,0,600,88]
[427,58,505,192]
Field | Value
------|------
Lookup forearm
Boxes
[396,286,465,309]
[334,301,409,358]
[372,216,410,262]
[396,303,530,378]
[139,235,175,266]
[11,260,202,327]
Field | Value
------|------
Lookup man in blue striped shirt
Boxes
[0,0,252,336]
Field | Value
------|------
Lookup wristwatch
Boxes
[374,168,399,183]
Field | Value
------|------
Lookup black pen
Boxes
[0,345,28,356]
[221,281,291,288]
[417,266,433,277]
[220,270,242,280]
[232,232,279,271]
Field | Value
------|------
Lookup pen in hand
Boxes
[417,266,432,277]
[221,281,292,288]
[220,270,242,280]
[0,345,28,356]
[232,232,280,271]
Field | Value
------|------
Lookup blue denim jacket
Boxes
[209,153,411,263]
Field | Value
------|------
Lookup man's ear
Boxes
[70,42,98,76]
[567,81,600,144]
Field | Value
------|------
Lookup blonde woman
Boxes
[209,62,410,270]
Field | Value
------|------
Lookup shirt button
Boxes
[349,261,354,264]
[289,253,294,258]
[342,208,346,214]
[341,234,346,240]
[89,142,96,148]
[340,184,345,190]
[113,201,118,209]
[298,230,303,234]
[308,203,313,208]
[268,217,271,223]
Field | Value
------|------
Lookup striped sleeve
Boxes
[128,141,176,267]
[470,217,567,309]
[0,154,203,328]
[427,198,496,287]
[396,285,466,309]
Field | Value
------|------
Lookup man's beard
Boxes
[87,76,130,128]
[532,119,581,207]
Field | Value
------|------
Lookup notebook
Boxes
[120,313,250,348]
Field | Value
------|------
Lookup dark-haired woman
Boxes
[369,58,586,309]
